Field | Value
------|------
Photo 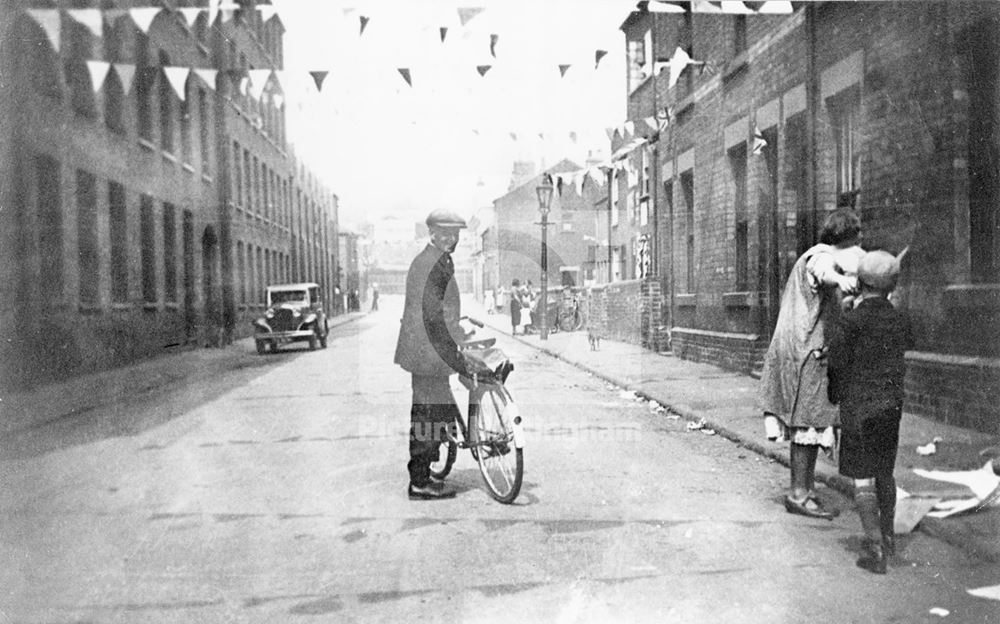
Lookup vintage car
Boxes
[253,283,329,354]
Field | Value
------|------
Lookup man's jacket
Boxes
[394,244,466,376]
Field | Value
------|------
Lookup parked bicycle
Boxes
[429,317,525,503]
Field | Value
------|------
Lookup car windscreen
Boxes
[269,290,308,305]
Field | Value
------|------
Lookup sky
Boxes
[273,0,632,228]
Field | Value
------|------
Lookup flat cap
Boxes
[426,208,467,229]
[858,250,900,291]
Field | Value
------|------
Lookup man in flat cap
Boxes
[827,249,913,574]
[394,209,470,499]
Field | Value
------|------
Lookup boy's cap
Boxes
[858,250,900,290]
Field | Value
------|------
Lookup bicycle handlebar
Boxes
[460,315,484,328]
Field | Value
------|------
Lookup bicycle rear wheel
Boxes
[469,385,523,503]
[429,434,458,480]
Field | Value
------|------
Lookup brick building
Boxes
[0,0,340,390]
[490,159,605,295]
[617,1,999,433]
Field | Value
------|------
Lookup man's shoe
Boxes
[784,495,838,520]
[408,481,457,500]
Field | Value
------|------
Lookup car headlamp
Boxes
[265,309,275,319]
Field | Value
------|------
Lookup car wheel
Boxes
[320,323,328,349]
[309,333,318,351]
[255,339,266,355]
[268,340,279,354]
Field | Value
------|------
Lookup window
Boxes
[109,181,128,303]
[237,241,246,303]
[199,88,211,173]
[183,210,195,309]
[243,149,252,209]
[256,247,263,303]
[681,170,695,292]
[36,154,63,295]
[627,29,650,90]
[140,195,156,303]
[959,23,999,283]
[136,32,153,141]
[180,83,192,164]
[103,5,124,132]
[253,157,261,215]
[729,143,749,291]
[611,172,620,227]
[830,87,861,209]
[76,170,99,305]
[163,203,177,302]
[65,18,95,117]
[247,244,255,304]
[734,15,747,56]
[22,16,61,98]
[262,164,269,220]
[232,141,243,207]
[158,51,174,152]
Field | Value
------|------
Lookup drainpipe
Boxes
[806,2,819,244]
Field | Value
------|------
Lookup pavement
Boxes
[471,302,1000,563]
[2,304,998,563]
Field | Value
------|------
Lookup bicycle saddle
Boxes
[461,337,496,349]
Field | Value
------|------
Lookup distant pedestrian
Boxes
[509,279,522,335]
[495,285,507,314]
[828,250,912,574]
[758,208,865,520]
[484,289,495,314]
[370,283,379,312]
[394,209,470,500]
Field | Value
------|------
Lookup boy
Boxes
[827,250,913,574]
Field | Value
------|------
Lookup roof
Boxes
[266,282,319,291]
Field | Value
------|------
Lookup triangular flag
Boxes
[595,49,608,69]
[103,9,128,24]
[575,171,585,196]
[752,124,768,155]
[113,63,135,94]
[624,120,635,136]
[272,93,284,109]
[258,4,278,22]
[208,0,220,26]
[397,68,412,87]
[692,0,723,13]
[26,10,61,53]
[309,71,328,91]
[589,169,605,188]
[721,1,755,13]
[130,7,161,33]
[758,1,794,13]
[643,116,657,133]
[509,132,518,141]
[569,131,578,143]
[476,65,491,77]
[247,69,271,99]
[457,7,485,25]
[85,61,111,93]
[164,67,190,100]
[178,8,202,28]
[68,9,104,38]
[239,76,249,96]
[439,27,448,42]
[657,106,671,131]
[605,127,615,141]
[647,0,686,12]
[490,34,499,58]
[668,46,693,88]
[194,68,218,89]
[359,15,370,35]
[558,64,571,77]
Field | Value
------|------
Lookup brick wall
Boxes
[671,327,764,376]
[905,352,1000,435]
[583,278,667,349]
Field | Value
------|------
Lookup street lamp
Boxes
[536,173,554,340]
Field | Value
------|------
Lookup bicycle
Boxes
[429,317,525,504]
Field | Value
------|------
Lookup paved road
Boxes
[2,296,997,623]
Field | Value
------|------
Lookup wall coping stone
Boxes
[672,327,760,342]
[906,350,1000,371]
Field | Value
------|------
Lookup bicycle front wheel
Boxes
[469,385,523,503]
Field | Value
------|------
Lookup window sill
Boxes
[182,162,195,174]
[202,173,213,184]
[78,303,102,314]
[943,284,1000,310]
[142,302,159,312]
[165,302,180,310]
[676,293,697,307]
[138,138,156,152]
[110,302,132,311]
[723,51,749,81]
[161,150,177,164]
[723,291,758,308]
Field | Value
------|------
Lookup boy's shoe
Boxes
[856,540,887,574]
[784,495,838,520]
[408,481,457,500]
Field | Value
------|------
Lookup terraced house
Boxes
[616,1,999,433]
[0,0,341,389]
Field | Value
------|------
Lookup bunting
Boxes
[397,67,412,87]
[595,49,608,69]
[207,0,220,26]
[489,34,499,58]
[752,124,767,155]
[758,1,794,14]
[558,64,571,78]
[476,65,491,77]
[164,66,190,100]
[114,63,135,94]
[309,71,328,92]
[85,61,111,93]
[26,9,60,53]
[720,1,754,14]
[646,1,686,12]
[178,8,202,28]
[129,7,161,33]
[439,27,448,42]
[692,0,723,13]
[193,68,218,89]
[68,9,104,38]
[359,15,370,35]
[457,7,484,26]
[247,69,272,99]
[258,4,278,23]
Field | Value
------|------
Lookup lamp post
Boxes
[536,174,554,340]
